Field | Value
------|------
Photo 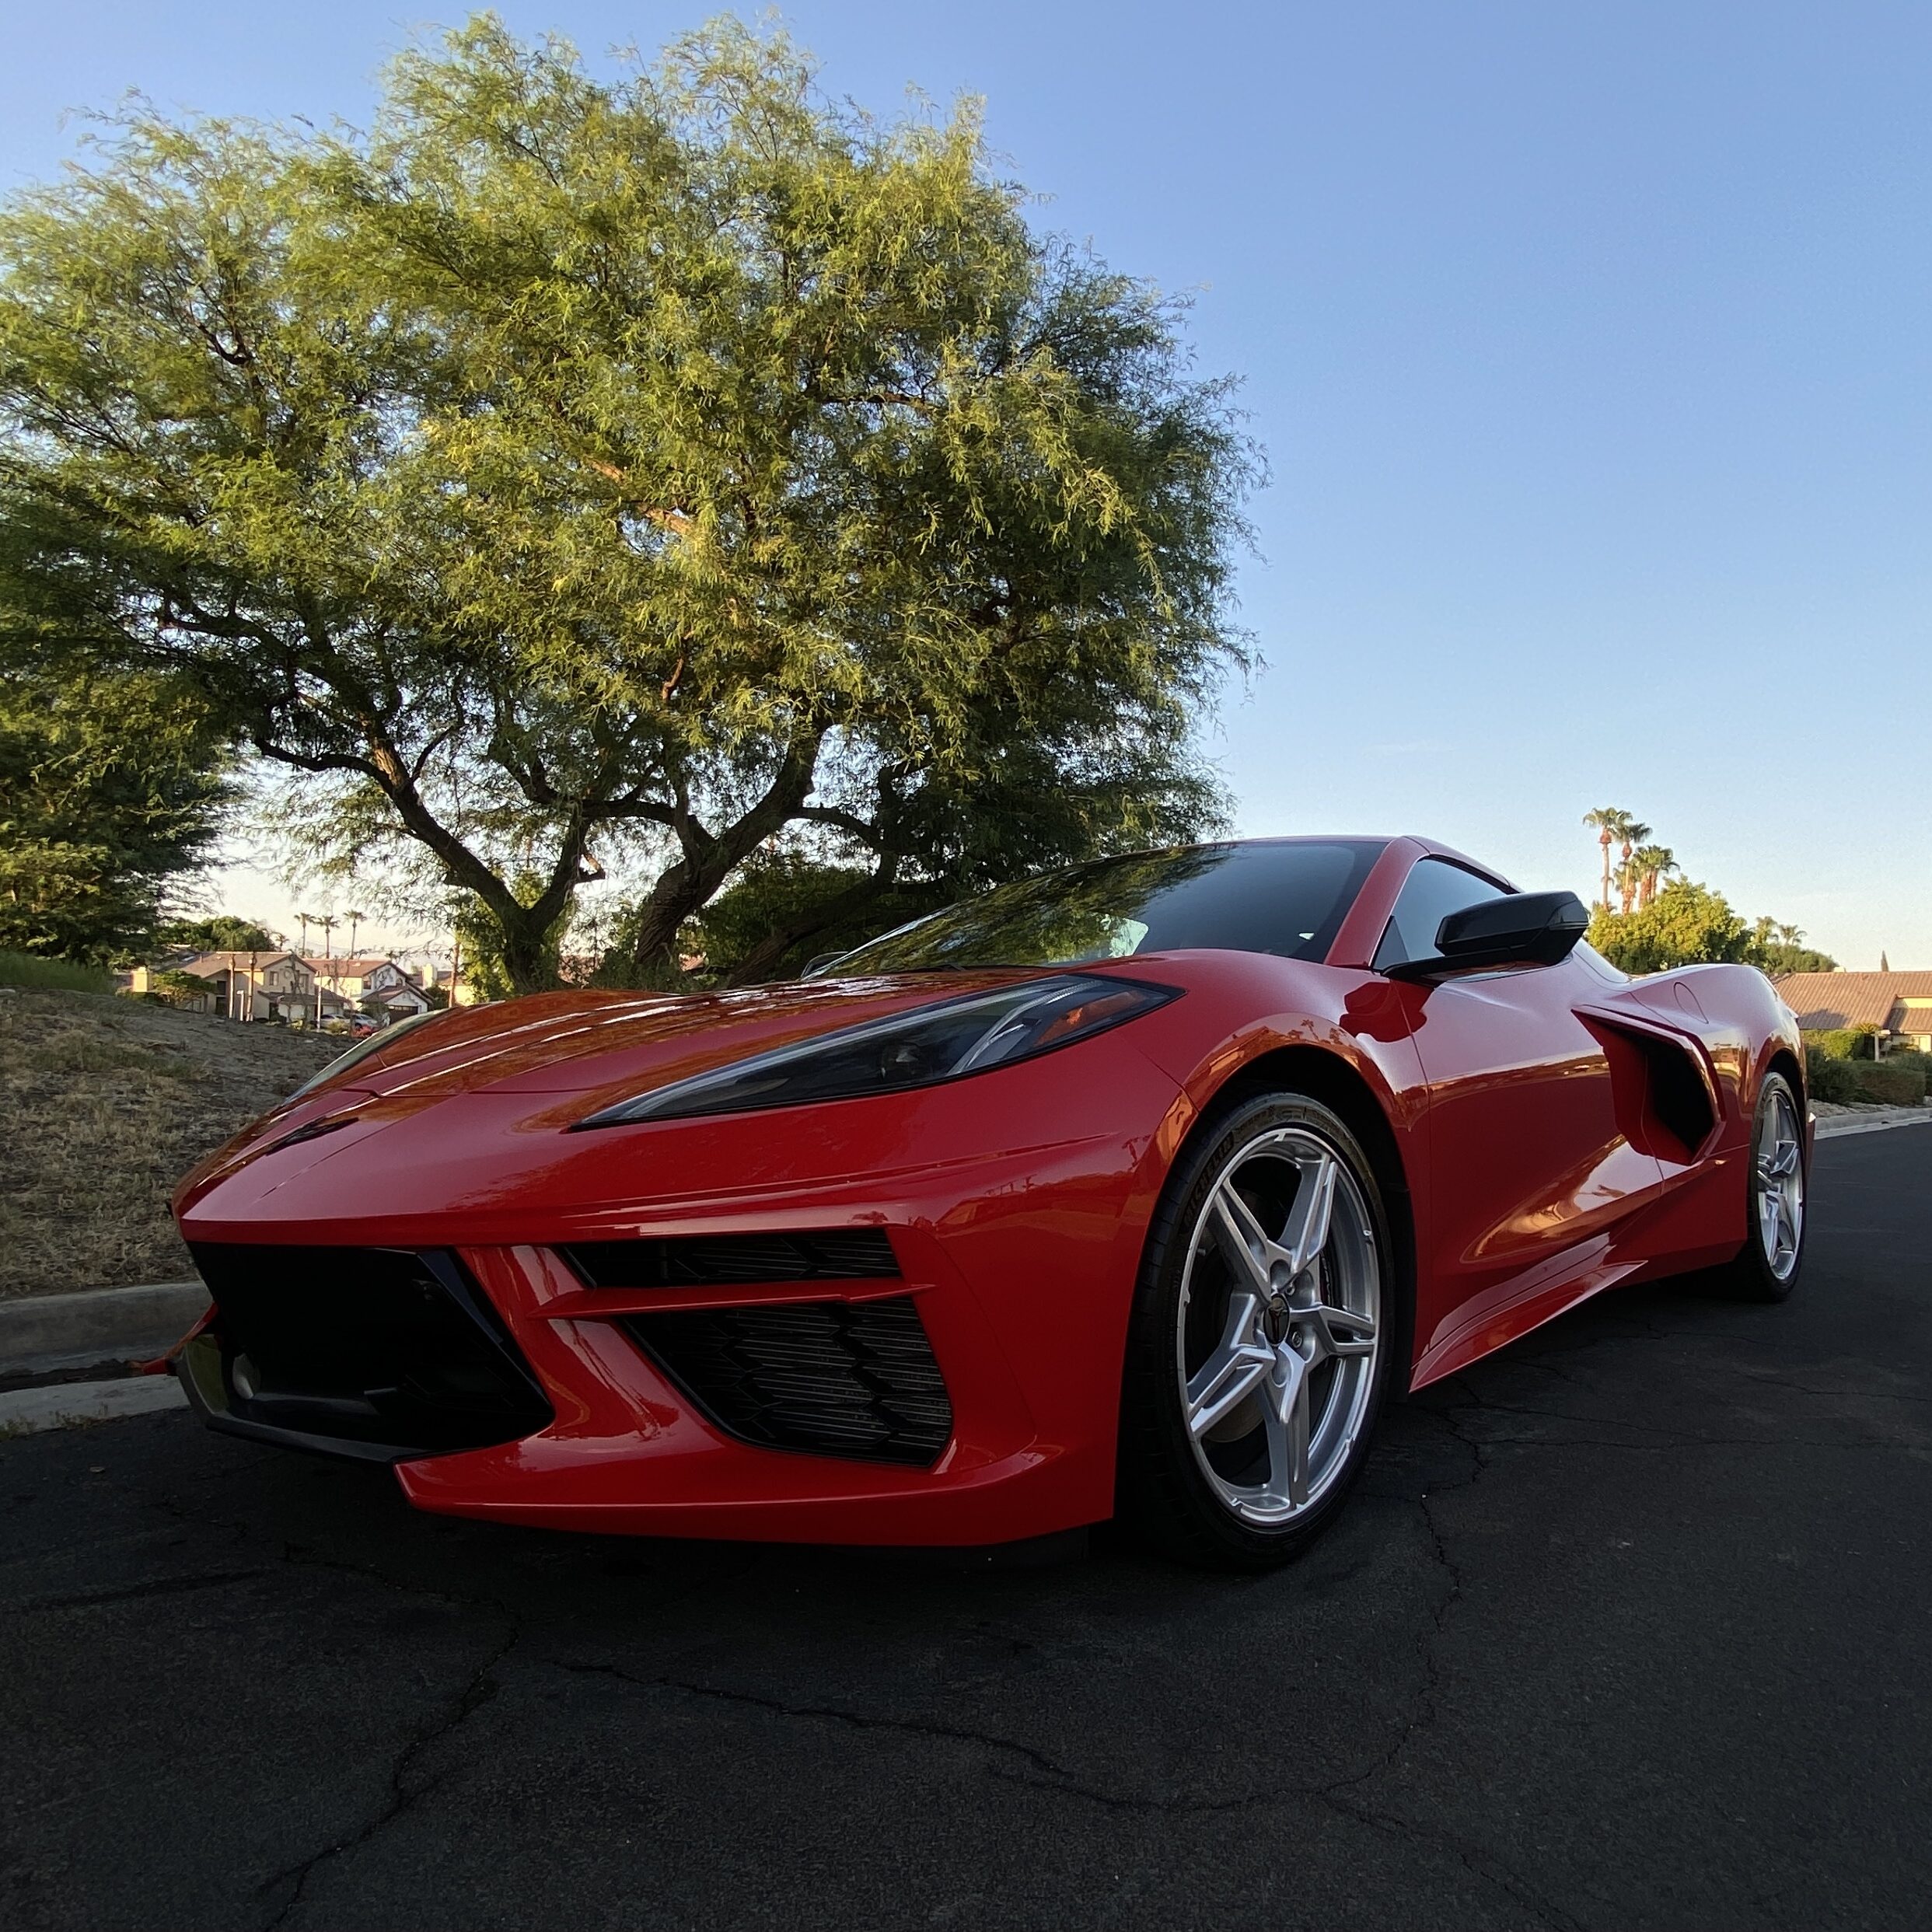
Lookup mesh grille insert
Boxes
[621,1297,952,1467]
[562,1228,898,1289]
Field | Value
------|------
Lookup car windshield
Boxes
[820,840,1388,975]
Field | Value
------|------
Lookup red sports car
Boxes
[173,837,1808,1568]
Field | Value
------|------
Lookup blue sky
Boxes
[5,2,1927,965]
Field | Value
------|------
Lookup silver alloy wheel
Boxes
[1175,1125,1381,1526]
[1756,1084,1805,1281]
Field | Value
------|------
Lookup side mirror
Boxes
[1388,890,1590,981]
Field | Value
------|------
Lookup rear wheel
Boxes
[1717,1070,1807,1301]
[1117,1092,1396,1570]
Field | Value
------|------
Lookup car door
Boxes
[1376,858,1664,1382]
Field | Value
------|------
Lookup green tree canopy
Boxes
[155,914,278,954]
[0,531,233,962]
[1746,917,1836,977]
[0,16,1256,993]
[1588,879,1835,976]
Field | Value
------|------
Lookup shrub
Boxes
[139,969,212,1010]
[1804,1046,1864,1105]
[0,949,114,994]
[1804,1025,1879,1060]
[1851,1063,1926,1107]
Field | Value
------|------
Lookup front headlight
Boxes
[575,974,1179,1129]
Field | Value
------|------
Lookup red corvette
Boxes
[173,837,1808,1568]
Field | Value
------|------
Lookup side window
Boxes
[1373,859,1510,972]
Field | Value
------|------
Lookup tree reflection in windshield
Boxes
[820,840,1387,975]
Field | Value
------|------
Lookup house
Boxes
[302,956,433,1021]
[1772,971,1932,1053]
[424,961,486,1008]
[166,950,318,1022]
[301,955,407,1000]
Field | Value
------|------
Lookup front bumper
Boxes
[175,1045,1190,1545]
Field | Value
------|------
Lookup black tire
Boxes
[1714,1069,1808,1302]
[1116,1090,1397,1571]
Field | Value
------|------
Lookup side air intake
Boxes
[1582,1010,1720,1162]
[620,1298,952,1467]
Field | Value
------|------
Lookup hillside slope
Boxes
[0,990,341,1297]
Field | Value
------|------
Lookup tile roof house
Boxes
[1773,971,1932,1050]
[302,956,432,1018]
[162,950,320,1022]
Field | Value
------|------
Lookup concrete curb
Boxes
[0,1375,187,1437]
[1813,1108,1932,1141]
[0,1280,205,1377]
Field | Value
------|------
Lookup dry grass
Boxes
[0,989,341,1298]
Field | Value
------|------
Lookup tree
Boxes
[0,17,1256,994]
[673,849,949,984]
[1589,879,1835,976]
[1588,879,1750,973]
[1630,843,1676,908]
[451,873,567,1003]
[1616,819,1651,914]
[156,914,278,953]
[0,534,234,961]
[1749,917,1836,977]
[1582,807,1622,912]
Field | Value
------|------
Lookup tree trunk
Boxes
[623,736,826,981]
[498,906,560,997]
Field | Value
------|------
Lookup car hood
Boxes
[173,959,1199,1221]
[365,971,1077,1094]
[188,969,1056,1169]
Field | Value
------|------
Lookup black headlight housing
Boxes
[575,974,1179,1129]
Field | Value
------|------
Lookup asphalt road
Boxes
[5,1131,1930,1932]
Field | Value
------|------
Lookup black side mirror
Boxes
[1387,890,1590,981]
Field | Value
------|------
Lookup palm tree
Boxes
[1632,844,1676,908]
[1582,807,1632,912]
[1616,820,1651,914]
[345,910,365,961]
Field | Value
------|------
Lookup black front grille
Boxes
[562,1227,899,1289]
[621,1298,952,1467]
[184,1243,553,1461]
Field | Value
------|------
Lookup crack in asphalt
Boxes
[256,1613,523,1932]
[1319,1403,1487,1800]
[558,1656,1097,1789]
[560,1654,1336,1818]
[1730,1367,1930,1403]
[6,1566,274,1616]
[1296,1405,1587,1928]
[1319,1787,1586,1931]
[554,1575,1581,1927]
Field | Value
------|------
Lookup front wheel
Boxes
[1717,1069,1808,1301]
[1116,1092,1396,1570]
